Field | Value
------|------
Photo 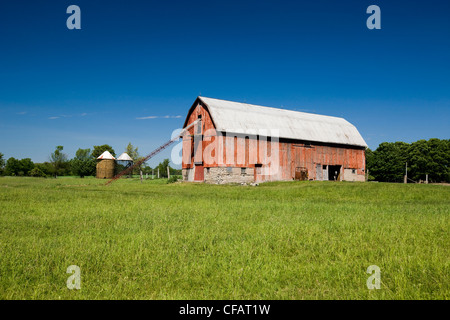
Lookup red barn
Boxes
[182,97,367,183]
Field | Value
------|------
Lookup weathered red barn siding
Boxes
[183,101,216,168]
[286,143,365,181]
[182,101,366,182]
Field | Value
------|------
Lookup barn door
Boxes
[323,165,329,181]
[194,164,204,181]
[316,164,322,181]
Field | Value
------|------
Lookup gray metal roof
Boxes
[97,151,115,160]
[198,97,367,147]
[117,152,133,161]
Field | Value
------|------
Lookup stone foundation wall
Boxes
[204,167,255,184]
[183,166,365,183]
[343,168,365,182]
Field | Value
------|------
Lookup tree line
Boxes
[0,143,181,178]
[1,138,448,182]
[366,138,449,183]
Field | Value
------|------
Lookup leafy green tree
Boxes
[30,167,47,177]
[141,165,153,175]
[154,159,182,177]
[49,146,69,178]
[3,157,33,176]
[4,157,20,176]
[92,145,116,159]
[153,159,181,178]
[19,158,35,176]
[125,142,140,161]
[34,162,53,176]
[366,139,450,183]
[407,139,429,182]
[170,167,182,176]
[155,159,170,178]
[365,148,375,180]
[367,142,409,182]
[408,139,450,183]
[0,153,5,175]
[71,148,96,178]
[125,142,144,174]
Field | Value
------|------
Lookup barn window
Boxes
[196,115,202,134]
[226,167,232,174]
[206,167,210,174]
[304,142,311,148]
[241,168,246,175]
[352,169,356,174]
[323,165,327,170]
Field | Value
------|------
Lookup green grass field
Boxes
[0,177,448,299]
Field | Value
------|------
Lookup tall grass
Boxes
[0,177,448,299]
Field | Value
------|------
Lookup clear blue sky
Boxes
[0,0,449,167]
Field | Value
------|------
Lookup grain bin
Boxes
[96,151,116,179]
[116,152,133,176]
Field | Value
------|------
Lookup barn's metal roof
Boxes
[97,151,115,160]
[198,97,367,147]
[117,153,133,161]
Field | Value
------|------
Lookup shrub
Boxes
[30,167,47,178]
[167,175,179,184]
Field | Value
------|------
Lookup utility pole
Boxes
[404,162,408,184]
[167,166,170,180]
[152,169,154,179]
[158,168,159,179]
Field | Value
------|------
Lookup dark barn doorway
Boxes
[328,165,341,181]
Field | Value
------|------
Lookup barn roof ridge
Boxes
[199,96,349,124]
